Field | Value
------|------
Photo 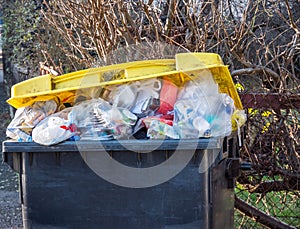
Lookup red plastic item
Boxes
[157,79,178,115]
[60,123,78,132]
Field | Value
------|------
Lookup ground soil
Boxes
[0,83,23,229]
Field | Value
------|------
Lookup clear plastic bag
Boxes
[70,98,137,140]
[6,100,58,142]
[173,73,234,138]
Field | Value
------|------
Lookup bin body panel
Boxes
[211,159,235,229]
[3,140,235,229]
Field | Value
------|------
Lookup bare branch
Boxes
[235,196,297,229]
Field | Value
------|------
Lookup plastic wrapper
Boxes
[6,100,58,142]
[32,107,78,146]
[70,99,137,140]
[141,115,173,129]
[231,109,247,146]
[107,83,138,110]
[231,109,247,130]
[105,78,162,117]
[147,120,179,139]
[131,78,161,115]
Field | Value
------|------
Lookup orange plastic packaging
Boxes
[157,79,178,115]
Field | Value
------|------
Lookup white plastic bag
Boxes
[32,107,77,146]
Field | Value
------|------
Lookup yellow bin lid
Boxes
[7,52,243,110]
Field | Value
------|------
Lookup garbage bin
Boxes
[2,134,242,229]
[3,52,245,228]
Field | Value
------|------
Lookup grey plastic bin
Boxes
[2,135,241,229]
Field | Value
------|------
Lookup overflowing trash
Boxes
[6,69,246,146]
[6,52,248,146]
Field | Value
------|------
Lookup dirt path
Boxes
[0,83,23,229]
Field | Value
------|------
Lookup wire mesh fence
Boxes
[234,93,300,229]
[235,208,270,229]
[235,184,300,228]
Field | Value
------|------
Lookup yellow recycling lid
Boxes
[7,52,243,110]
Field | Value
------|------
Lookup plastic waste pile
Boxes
[6,52,248,146]
[6,68,246,146]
